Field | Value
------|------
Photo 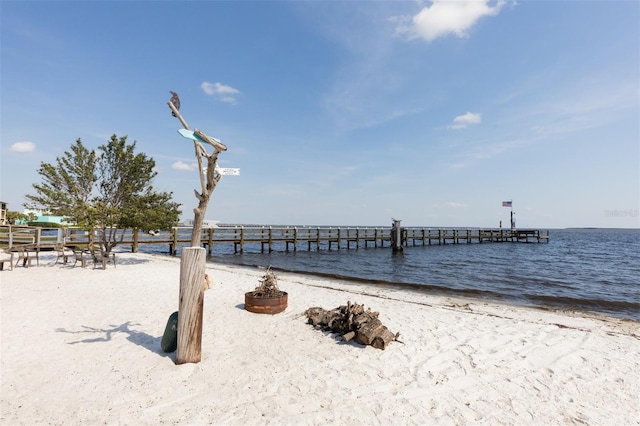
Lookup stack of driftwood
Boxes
[304,301,398,350]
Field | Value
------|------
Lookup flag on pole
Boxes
[502,201,512,207]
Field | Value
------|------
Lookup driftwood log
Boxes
[304,302,398,350]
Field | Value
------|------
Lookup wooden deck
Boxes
[1,225,549,256]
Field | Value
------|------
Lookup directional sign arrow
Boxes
[215,165,240,176]
[177,129,226,151]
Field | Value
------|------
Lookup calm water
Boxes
[145,228,640,321]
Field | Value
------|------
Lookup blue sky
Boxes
[1,0,638,228]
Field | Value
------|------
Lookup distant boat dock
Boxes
[0,225,549,256]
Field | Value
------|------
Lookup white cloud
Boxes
[201,81,241,104]
[446,201,467,208]
[449,112,482,129]
[172,161,198,171]
[396,0,507,43]
[10,141,36,153]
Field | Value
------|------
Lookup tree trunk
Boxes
[191,203,208,247]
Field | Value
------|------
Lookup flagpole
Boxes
[510,200,515,231]
[502,199,514,232]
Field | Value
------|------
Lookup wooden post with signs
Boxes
[167,92,238,365]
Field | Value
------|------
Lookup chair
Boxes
[73,248,93,268]
[54,244,77,266]
[13,246,35,268]
[91,249,116,270]
[0,249,14,271]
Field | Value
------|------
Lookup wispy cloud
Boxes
[293,2,424,131]
[448,73,638,170]
[10,141,36,153]
[446,201,467,209]
[449,112,482,129]
[428,201,470,209]
[201,81,240,104]
[172,160,198,171]
[394,0,508,43]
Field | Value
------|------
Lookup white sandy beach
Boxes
[1,250,639,425]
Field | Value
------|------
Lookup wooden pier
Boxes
[191,226,549,254]
[1,225,549,256]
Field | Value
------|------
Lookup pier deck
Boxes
[140,226,549,254]
[1,225,549,256]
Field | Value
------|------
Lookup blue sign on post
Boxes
[177,129,222,148]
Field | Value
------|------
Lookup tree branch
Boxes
[194,128,227,152]
[194,142,207,197]
[167,96,228,248]
[167,101,190,130]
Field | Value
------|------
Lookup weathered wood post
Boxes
[167,92,237,365]
[176,247,206,364]
[171,227,178,255]
[391,219,403,254]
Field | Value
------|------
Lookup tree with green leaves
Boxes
[6,210,36,225]
[25,135,181,254]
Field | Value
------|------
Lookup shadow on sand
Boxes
[56,321,174,360]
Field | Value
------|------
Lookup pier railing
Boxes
[0,225,549,255]
[0,226,61,248]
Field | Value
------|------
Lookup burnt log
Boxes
[304,302,397,350]
[356,318,384,346]
[371,328,396,350]
[342,331,356,342]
